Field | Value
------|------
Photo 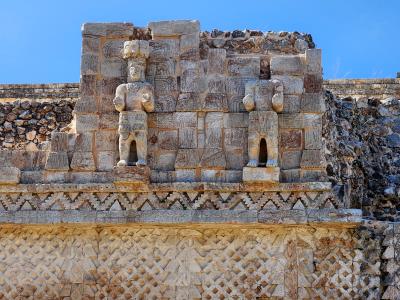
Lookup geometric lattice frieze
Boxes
[0,190,341,212]
[0,225,377,299]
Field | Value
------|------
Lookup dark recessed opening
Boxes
[259,138,267,166]
[129,140,138,165]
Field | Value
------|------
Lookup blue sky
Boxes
[0,0,399,83]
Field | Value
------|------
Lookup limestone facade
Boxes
[0,20,398,299]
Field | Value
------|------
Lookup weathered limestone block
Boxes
[101,58,126,78]
[304,126,322,150]
[81,22,134,37]
[175,169,197,182]
[304,74,323,93]
[149,39,179,61]
[283,95,301,113]
[202,93,228,112]
[243,166,280,183]
[81,53,99,75]
[280,129,302,150]
[175,149,202,169]
[271,75,304,95]
[227,56,260,78]
[70,151,96,171]
[223,113,248,128]
[281,169,301,182]
[148,20,200,37]
[270,55,305,76]
[301,93,325,113]
[113,165,150,184]
[300,150,325,168]
[0,167,20,184]
[280,151,302,170]
[305,49,322,74]
[200,148,226,169]
[176,93,202,111]
[207,49,226,74]
[75,114,99,133]
[96,151,116,171]
[45,132,70,171]
[205,112,223,148]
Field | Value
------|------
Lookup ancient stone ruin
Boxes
[0,20,399,299]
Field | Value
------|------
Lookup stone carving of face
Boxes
[128,60,145,82]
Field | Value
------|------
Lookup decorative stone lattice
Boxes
[0,225,377,299]
[0,190,340,212]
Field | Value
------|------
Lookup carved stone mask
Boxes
[128,60,145,82]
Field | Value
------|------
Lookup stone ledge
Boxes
[0,209,362,226]
[0,181,331,193]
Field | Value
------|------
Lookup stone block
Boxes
[181,69,206,93]
[283,95,301,113]
[146,59,176,78]
[81,54,99,75]
[202,93,228,112]
[154,94,177,112]
[0,167,20,184]
[176,93,202,111]
[300,150,325,168]
[148,20,200,36]
[225,170,243,182]
[150,170,175,183]
[305,49,322,74]
[205,112,223,148]
[304,74,322,93]
[280,169,301,183]
[72,133,93,153]
[179,127,197,148]
[280,151,302,170]
[175,169,197,182]
[278,114,304,129]
[270,55,304,75]
[149,39,179,61]
[96,151,116,171]
[75,114,99,132]
[180,33,200,52]
[99,113,119,130]
[207,75,226,93]
[300,169,325,182]
[101,58,126,78]
[153,113,175,129]
[80,75,97,97]
[102,40,124,58]
[45,152,70,171]
[101,77,125,96]
[82,36,100,54]
[50,132,68,152]
[227,56,260,77]
[208,49,226,74]
[242,167,280,183]
[304,126,322,150]
[280,130,302,150]
[81,23,134,37]
[155,150,177,171]
[174,149,202,168]
[70,152,96,171]
[224,128,247,148]
[201,169,227,183]
[95,131,117,152]
[200,149,226,168]
[271,75,304,94]
[225,148,245,170]
[301,93,325,113]
[74,96,98,113]
[174,112,197,128]
[153,76,178,95]
[223,113,248,128]
[44,170,66,183]
[113,166,150,184]
[158,130,178,150]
